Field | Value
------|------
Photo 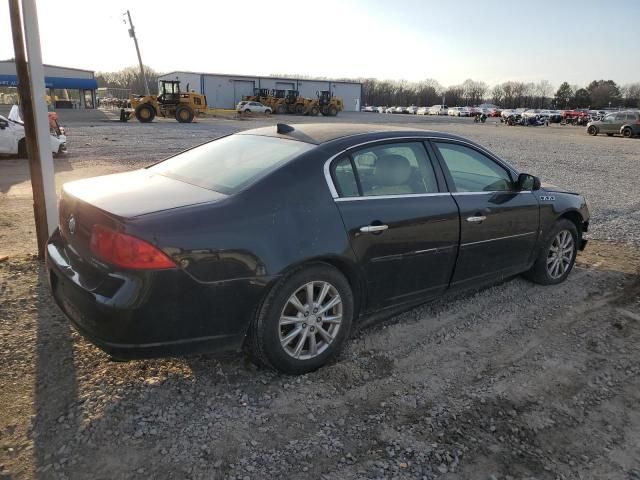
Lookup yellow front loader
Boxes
[129,80,207,123]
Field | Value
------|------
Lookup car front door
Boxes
[331,141,460,311]
[431,140,540,290]
[600,114,616,134]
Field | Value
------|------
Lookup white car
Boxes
[406,105,418,114]
[0,114,66,157]
[522,109,542,119]
[448,107,461,116]
[417,107,429,115]
[376,106,386,113]
[385,106,395,113]
[429,105,448,115]
[458,107,471,117]
[236,101,271,115]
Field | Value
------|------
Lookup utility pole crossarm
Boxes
[125,10,150,96]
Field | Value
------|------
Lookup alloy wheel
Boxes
[279,281,343,360]
[546,230,574,279]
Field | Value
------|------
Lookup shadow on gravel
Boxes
[0,155,73,194]
[33,263,80,478]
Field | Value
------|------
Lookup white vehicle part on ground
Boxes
[0,114,66,156]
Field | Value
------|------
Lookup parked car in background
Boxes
[500,109,514,119]
[489,109,502,117]
[587,111,640,138]
[47,123,590,374]
[376,106,386,113]
[236,101,272,115]
[406,106,418,114]
[0,113,67,157]
[522,109,542,119]
[429,105,448,115]
[363,106,377,113]
[448,107,461,116]
[394,106,408,114]
[540,110,563,123]
[385,106,395,113]
[417,107,429,115]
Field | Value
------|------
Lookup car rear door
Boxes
[431,140,540,290]
[330,140,459,311]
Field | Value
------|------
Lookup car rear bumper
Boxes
[46,229,262,360]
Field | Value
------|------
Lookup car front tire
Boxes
[587,125,598,136]
[525,219,579,285]
[246,264,353,374]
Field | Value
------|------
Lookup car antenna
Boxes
[277,123,295,134]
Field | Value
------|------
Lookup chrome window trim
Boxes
[452,191,531,196]
[336,192,450,202]
[323,135,519,200]
[460,231,536,247]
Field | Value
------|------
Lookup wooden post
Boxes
[8,0,57,258]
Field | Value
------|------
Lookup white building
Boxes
[158,71,362,112]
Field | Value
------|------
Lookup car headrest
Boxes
[374,154,412,186]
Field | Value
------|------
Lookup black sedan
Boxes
[47,124,589,374]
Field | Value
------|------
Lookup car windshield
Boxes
[150,134,314,195]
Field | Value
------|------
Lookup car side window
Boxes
[434,142,513,193]
[350,142,438,196]
[333,157,359,197]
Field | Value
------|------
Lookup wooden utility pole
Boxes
[9,0,58,258]
[125,10,150,96]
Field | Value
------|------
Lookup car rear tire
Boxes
[264,109,271,116]
[135,104,155,123]
[525,219,579,285]
[622,127,633,138]
[587,125,598,136]
[246,264,353,374]
[175,105,194,123]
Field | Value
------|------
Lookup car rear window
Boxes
[150,135,313,194]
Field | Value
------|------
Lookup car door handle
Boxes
[466,216,487,223]
[360,224,389,233]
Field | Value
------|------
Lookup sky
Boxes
[1,0,639,88]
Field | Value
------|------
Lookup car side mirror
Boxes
[517,173,541,191]
[0,120,7,129]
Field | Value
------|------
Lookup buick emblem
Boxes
[68,215,76,235]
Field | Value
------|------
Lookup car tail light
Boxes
[90,224,176,270]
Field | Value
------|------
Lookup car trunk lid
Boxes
[58,169,226,267]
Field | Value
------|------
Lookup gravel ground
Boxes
[1,112,639,479]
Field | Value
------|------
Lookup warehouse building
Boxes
[158,71,362,112]
[0,61,97,109]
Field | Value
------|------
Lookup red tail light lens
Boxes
[90,225,176,270]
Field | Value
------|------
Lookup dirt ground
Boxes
[1,113,639,479]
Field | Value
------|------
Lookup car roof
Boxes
[237,123,431,145]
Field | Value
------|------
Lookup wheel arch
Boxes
[265,255,367,322]
[557,209,587,239]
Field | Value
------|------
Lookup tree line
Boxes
[359,78,640,109]
[95,65,162,96]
